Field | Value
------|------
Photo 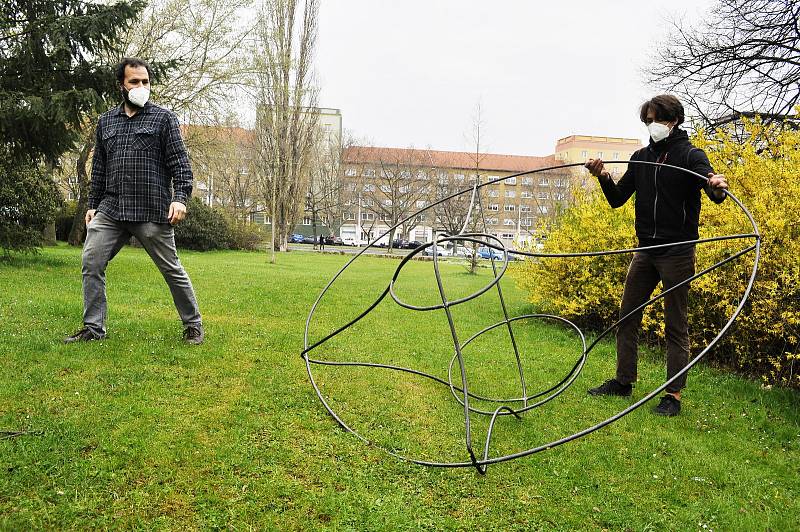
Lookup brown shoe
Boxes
[63,327,105,344]
[183,324,204,345]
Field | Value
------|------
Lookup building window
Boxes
[399,185,409,193]
[416,170,427,179]
[487,203,499,211]
[488,190,500,197]
[505,190,516,198]
[416,200,427,208]
[597,151,604,159]
[580,150,588,158]
[363,184,375,192]
[539,206,549,214]
[302,217,312,225]
[380,185,391,193]
[345,167,357,177]
[364,168,376,177]
[522,218,534,227]
[553,192,565,201]
[343,212,355,221]
[555,179,567,188]
[504,204,516,212]
[538,192,549,200]
[613,152,620,160]
[503,219,515,226]
[361,212,375,221]
[362,198,374,207]
[487,217,498,225]
[380,213,391,221]
[501,233,515,239]
[506,176,517,185]
[399,170,411,178]
[252,213,272,224]
[521,191,532,199]
[487,175,499,182]
[521,177,533,185]
[539,178,549,186]
[520,205,531,213]
[454,173,465,181]
[382,199,392,206]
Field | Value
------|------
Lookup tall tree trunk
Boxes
[68,138,94,246]
[270,171,276,263]
[41,159,57,246]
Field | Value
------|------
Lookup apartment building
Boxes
[339,147,572,248]
[555,134,642,182]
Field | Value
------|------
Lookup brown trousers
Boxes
[616,250,695,393]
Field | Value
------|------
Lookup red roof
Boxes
[343,146,559,173]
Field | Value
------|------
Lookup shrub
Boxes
[228,220,266,251]
[0,152,61,258]
[173,198,266,251]
[511,118,800,388]
[174,197,232,251]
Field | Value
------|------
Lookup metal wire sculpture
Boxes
[302,161,761,474]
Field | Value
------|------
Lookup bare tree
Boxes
[305,131,352,246]
[190,120,260,221]
[355,146,432,253]
[252,0,319,262]
[646,0,800,129]
[432,103,488,272]
[122,0,254,125]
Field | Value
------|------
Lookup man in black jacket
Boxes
[584,95,728,416]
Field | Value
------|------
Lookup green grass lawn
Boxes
[1,245,798,530]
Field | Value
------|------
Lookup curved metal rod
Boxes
[302,160,761,470]
[389,234,508,311]
[446,242,755,417]
[446,314,587,415]
[478,406,522,475]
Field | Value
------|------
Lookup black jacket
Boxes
[598,127,725,248]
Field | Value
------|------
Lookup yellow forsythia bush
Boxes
[511,117,800,388]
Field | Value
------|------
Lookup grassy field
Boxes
[1,244,798,530]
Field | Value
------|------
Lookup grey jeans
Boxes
[616,250,695,393]
[82,211,202,336]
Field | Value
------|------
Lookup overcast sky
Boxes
[314,0,715,156]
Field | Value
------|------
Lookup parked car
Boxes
[454,245,475,258]
[324,235,343,245]
[289,233,305,243]
[405,240,424,249]
[341,236,365,246]
[302,236,316,244]
[477,246,505,260]
[422,245,452,257]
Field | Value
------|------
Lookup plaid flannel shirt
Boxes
[89,102,193,223]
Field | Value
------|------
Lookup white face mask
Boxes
[127,86,150,107]
[647,122,672,143]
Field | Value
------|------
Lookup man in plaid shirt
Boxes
[65,58,204,345]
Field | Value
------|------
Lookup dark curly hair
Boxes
[639,94,684,126]
[115,57,153,84]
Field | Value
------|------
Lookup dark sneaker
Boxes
[183,324,204,345]
[63,327,105,344]
[588,378,632,397]
[653,394,681,416]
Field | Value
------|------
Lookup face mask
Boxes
[647,121,672,143]
[122,86,150,108]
